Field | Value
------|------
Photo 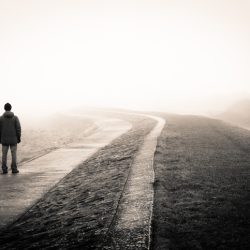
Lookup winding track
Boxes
[104,114,166,249]
[0,116,131,229]
[0,112,166,249]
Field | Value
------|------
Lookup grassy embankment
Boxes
[152,114,250,250]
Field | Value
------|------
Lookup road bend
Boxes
[0,117,131,229]
[104,114,165,249]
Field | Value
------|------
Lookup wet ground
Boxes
[1,112,249,249]
[0,117,131,229]
[0,113,159,249]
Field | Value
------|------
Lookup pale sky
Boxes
[0,0,250,116]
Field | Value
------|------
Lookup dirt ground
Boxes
[151,114,250,250]
[0,114,155,249]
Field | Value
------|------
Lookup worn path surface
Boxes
[0,117,131,229]
[0,114,156,250]
[104,114,165,249]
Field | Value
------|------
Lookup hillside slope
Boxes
[220,99,250,129]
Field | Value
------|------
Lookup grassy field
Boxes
[152,114,250,250]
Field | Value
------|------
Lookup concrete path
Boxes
[107,114,165,249]
[0,117,131,229]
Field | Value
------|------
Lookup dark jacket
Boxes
[0,111,21,145]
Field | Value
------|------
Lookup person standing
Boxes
[0,103,21,174]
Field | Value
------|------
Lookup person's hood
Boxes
[3,111,14,118]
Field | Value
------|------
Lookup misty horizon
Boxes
[1,2,250,247]
[1,1,250,116]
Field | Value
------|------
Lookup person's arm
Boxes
[15,116,21,143]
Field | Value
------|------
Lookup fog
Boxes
[1,0,250,118]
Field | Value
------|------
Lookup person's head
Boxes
[4,103,12,111]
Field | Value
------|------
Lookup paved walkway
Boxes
[106,114,165,249]
[0,117,131,229]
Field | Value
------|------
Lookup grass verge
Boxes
[152,114,250,250]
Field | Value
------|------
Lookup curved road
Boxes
[0,112,166,250]
[104,114,165,249]
[0,116,131,229]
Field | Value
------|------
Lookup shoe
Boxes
[12,169,19,174]
[2,170,8,174]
